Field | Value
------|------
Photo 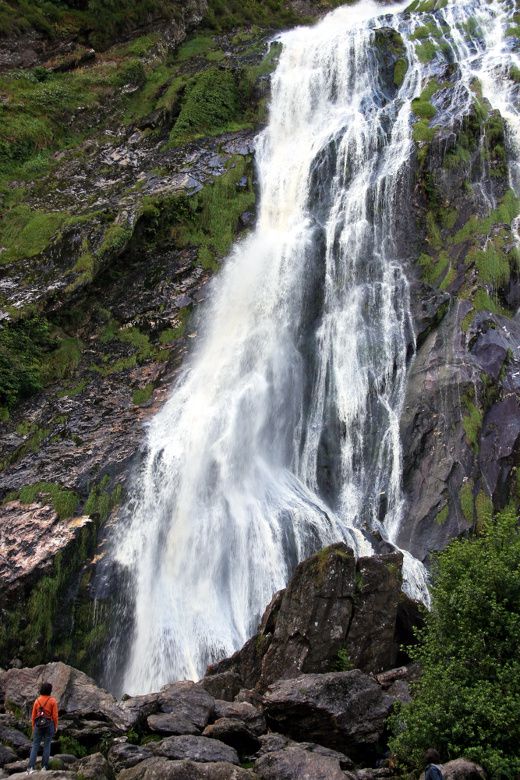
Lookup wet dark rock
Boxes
[263,670,393,760]
[479,393,520,505]
[0,724,31,757]
[117,757,255,779]
[108,741,154,773]
[74,751,111,779]
[199,672,242,702]
[0,745,17,767]
[147,712,200,736]
[150,734,239,764]
[208,543,408,690]
[156,682,215,730]
[254,745,346,780]
[202,718,260,758]
[212,701,266,736]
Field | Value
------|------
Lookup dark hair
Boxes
[39,682,52,696]
[425,748,441,764]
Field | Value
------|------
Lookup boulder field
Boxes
[0,545,484,778]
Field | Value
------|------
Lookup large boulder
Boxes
[254,745,348,780]
[150,734,239,765]
[441,759,486,780]
[74,752,112,780]
[0,744,17,767]
[208,544,409,691]
[212,701,266,736]
[263,670,393,761]
[117,757,255,779]
[147,712,199,736]
[1,662,126,739]
[108,741,154,774]
[202,718,260,758]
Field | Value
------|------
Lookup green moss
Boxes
[406,0,447,11]
[132,383,154,405]
[413,119,436,144]
[98,223,133,256]
[435,505,449,526]
[412,98,436,120]
[203,0,299,32]
[57,736,87,758]
[169,68,243,145]
[475,490,493,529]
[410,22,442,40]
[175,35,216,61]
[17,481,79,519]
[0,205,67,264]
[159,310,189,344]
[471,243,510,288]
[462,399,482,452]
[335,648,353,671]
[418,250,449,285]
[394,59,408,88]
[175,155,256,268]
[510,65,520,84]
[0,316,55,409]
[415,40,437,64]
[84,475,123,523]
[43,337,82,383]
[459,480,474,523]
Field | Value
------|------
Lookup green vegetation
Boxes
[390,507,520,778]
[406,0,447,11]
[435,505,449,525]
[84,475,123,523]
[459,480,474,523]
[0,317,54,410]
[203,0,299,32]
[415,40,437,64]
[410,22,442,41]
[394,59,408,88]
[335,648,353,671]
[132,383,154,405]
[16,481,79,519]
[170,69,242,144]
[57,735,87,758]
[462,398,483,452]
[0,206,67,264]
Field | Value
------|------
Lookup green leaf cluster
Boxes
[389,507,520,777]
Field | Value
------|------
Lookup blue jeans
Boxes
[28,722,55,769]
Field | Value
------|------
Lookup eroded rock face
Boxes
[208,543,410,690]
[263,670,394,759]
[0,502,91,595]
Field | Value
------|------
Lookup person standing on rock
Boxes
[26,682,59,773]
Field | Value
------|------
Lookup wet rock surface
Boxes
[262,670,393,759]
[209,544,410,690]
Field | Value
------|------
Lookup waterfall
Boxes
[111,0,519,695]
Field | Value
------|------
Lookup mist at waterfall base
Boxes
[107,0,520,696]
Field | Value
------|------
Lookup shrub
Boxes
[389,507,520,777]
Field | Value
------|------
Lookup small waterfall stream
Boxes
[110,0,520,695]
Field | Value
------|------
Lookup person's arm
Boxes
[50,698,58,731]
[31,699,38,729]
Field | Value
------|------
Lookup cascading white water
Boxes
[112,0,520,695]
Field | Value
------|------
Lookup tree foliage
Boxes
[389,507,520,778]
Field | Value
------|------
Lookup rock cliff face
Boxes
[0,0,518,681]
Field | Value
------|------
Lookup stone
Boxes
[213,701,266,736]
[254,746,346,780]
[8,773,77,779]
[147,712,199,736]
[0,725,31,756]
[0,501,91,596]
[74,751,111,779]
[1,663,126,734]
[263,670,393,760]
[156,682,215,731]
[198,672,242,703]
[297,743,354,770]
[208,544,405,690]
[0,746,16,767]
[151,734,239,765]
[202,718,260,757]
[117,757,255,779]
[107,741,154,773]
[441,759,486,780]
